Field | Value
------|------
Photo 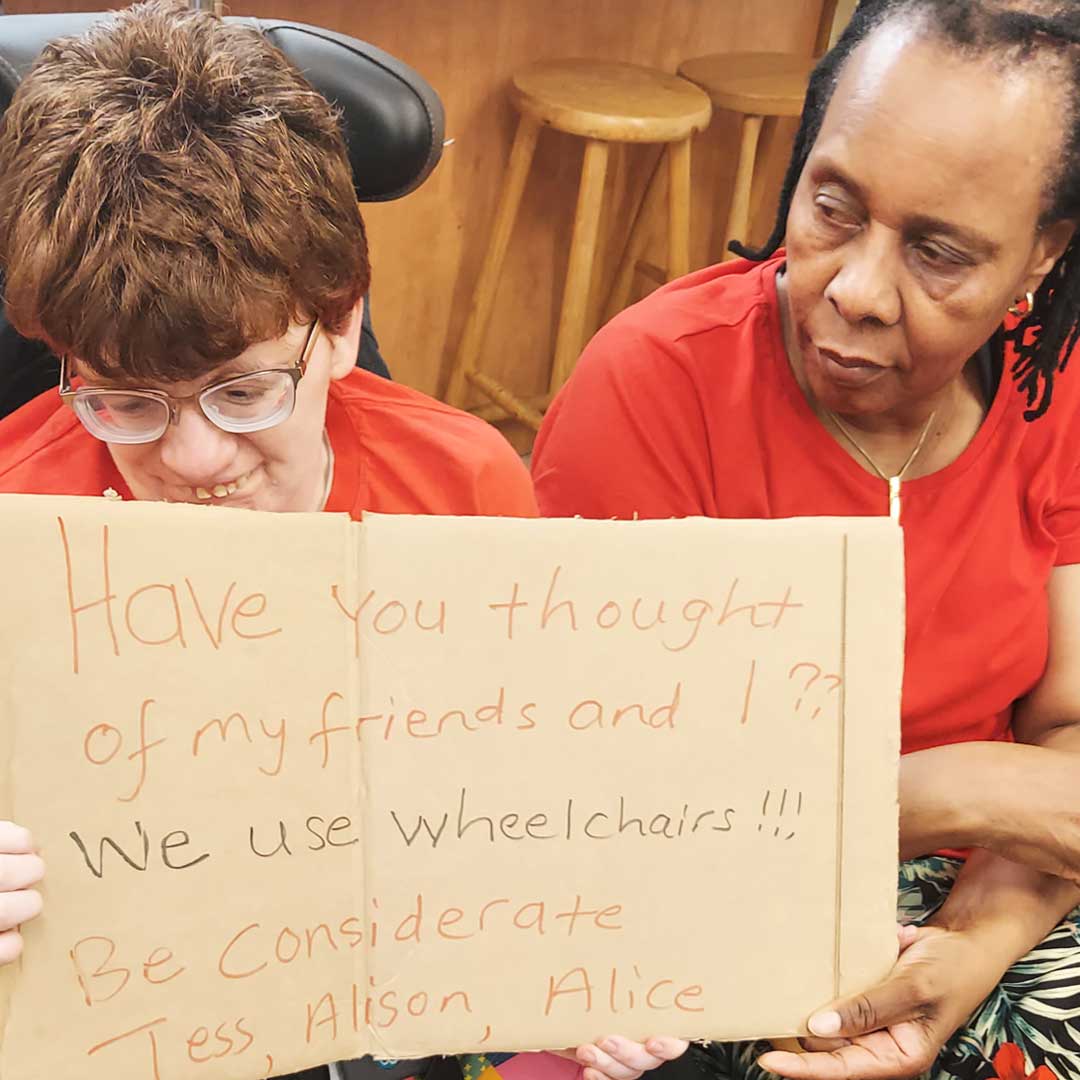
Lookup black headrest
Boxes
[0,13,445,202]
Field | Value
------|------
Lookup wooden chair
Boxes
[446,58,712,430]
[679,0,841,260]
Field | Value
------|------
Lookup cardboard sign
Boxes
[0,496,903,1079]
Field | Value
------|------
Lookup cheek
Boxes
[900,323,968,384]
[783,217,837,315]
[785,190,837,260]
[286,379,333,441]
[901,288,1007,376]
[781,256,829,335]
[243,430,294,469]
[108,444,160,478]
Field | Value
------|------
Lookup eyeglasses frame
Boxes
[58,319,322,442]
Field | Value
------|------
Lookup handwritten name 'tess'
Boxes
[57,519,804,675]
[67,889,704,1079]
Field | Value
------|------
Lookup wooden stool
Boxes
[677,53,814,260]
[446,59,712,430]
[678,0,839,260]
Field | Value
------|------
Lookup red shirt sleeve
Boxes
[477,442,539,518]
[1047,458,1080,566]
[531,316,714,520]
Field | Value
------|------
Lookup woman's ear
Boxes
[326,296,365,382]
[1021,219,1077,296]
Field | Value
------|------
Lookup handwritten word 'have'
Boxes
[58,519,280,675]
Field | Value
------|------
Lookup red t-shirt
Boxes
[0,368,538,519]
[532,255,1080,755]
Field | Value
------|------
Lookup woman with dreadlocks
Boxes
[533,2,1080,1079]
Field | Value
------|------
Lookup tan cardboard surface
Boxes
[0,496,903,1078]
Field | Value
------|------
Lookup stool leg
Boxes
[446,113,541,407]
[550,137,610,395]
[721,113,764,261]
[602,149,667,323]
[666,136,693,280]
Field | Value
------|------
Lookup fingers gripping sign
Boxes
[0,821,46,965]
[757,925,1005,1080]
[554,1035,690,1080]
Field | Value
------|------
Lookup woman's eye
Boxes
[222,380,276,403]
[913,242,966,271]
[112,398,153,416]
[813,195,860,228]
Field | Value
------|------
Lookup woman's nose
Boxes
[155,404,238,484]
[825,231,903,328]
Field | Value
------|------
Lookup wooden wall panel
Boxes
[4,0,829,433]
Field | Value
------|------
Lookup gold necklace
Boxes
[826,409,937,522]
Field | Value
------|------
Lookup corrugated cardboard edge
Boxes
[0,650,15,1072]
[837,519,905,997]
[0,503,30,1071]
[354,519,379,1061]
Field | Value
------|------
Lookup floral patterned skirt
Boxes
[693,857,1080,1080]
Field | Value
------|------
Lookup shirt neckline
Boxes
[324,379,364,515]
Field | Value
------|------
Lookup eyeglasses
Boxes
[59,320,321,445]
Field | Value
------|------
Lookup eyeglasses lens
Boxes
[71,371,298,443]
[74,392,170,444]
[200,372,296,433]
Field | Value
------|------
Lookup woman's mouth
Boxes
[817,347,888,388]
[170,468,258,503]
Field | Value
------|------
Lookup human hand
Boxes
[758,923,1005,1079]
[553,1035,689,1080]
[0,821,45,965]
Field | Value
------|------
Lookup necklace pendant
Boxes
[888,475,901,521]
[826,406,937,525]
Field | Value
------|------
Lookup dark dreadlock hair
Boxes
[732,0,1080,420]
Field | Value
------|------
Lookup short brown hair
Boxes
[0,0,370,381]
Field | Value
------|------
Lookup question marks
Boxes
[788,662,842,719]
[789,662,821,711]
[815,674,842,718]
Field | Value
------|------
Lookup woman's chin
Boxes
[807,357,894,418]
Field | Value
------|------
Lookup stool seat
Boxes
[511,59,712,143]
[676,0,842,261]
[678,52,817,118]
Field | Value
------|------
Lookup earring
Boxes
[1008,291,1035,318]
